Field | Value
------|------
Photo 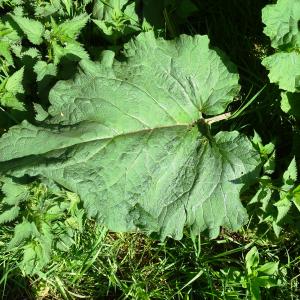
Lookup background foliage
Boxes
[0,0,299,299]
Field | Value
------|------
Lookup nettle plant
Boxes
[0,32,261,241]
[0,177,84,275]
[223,246,280,300]
[250,132,300,236]
[0,0,91,113]
[252,0,300,235]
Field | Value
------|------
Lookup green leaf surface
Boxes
[293,185,300,212]
[262,51,300,93]
[0,67,25,111]
[0,40,13,65]
[246,246,260,274]
[5,66,24,94]
[34,61,57,82]
[0,33,260,239]
[262,0,300,49]
[11,15,45,45]
[1,177,29,205]
[52,41,89,65]
[262,0,300,50]
[282,157,297,192]
[252,276,279,289]
[257,262,278,276]
[8,220,39,249]
[0,206,20,224]
[281,92,300,117]
[92,0,140,40]
[55,13,89,40]
[0,92,25,111]
[0,18,21,43]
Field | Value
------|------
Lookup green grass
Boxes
[1,216,300,299]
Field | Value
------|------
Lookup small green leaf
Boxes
[292,185,300,212]
[56,13,89,40]
[264,151,276,175]
[52,41,89,65]
[0,92,25,111]
[249,185,272,212]
[257,262,279,276]
[252,276,279,288]
[5,67,24,94]
[274,196,292,220]
[20,241,51,275]
[0,40,13,65]
[282,157,297,189]
[1,177,29,205]
[8,220,39,249]
[246,247,260,274]
[63,42,89,61]
[0,206,20,224]
[11,15,45,45]
[273,196,292,236]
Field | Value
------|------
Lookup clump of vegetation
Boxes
[0,0,299,299]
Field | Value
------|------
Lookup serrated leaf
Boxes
[262,51,300,93]
[293,185,300,212]
[63,42,89,60]
[52,41,89,65]
[1,177,29,205]
[274,197,291,231]
[22,47,41,59]
[20,245,39,274]
[249,184,272,212]
[0,18,21,43]
[262,0,300,49]
[0,33,260,240]
[93,0,129,20]
[5,67,24,94]
[13,5,24,16]
[282,157,297,189]
[93,19,114,36]
[1,67,25,111]
[0,40,13,65]
[0,92,25,111]
[35,3,58,18]
[20,241,50,275]
[0,206,20,224]
[56,13,89,40]
[8,220,39,249]
[264,151,276,175]
[11,15,45,45]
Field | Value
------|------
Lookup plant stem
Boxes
[204,112,232,125]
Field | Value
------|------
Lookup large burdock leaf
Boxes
[0,33,260,239]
